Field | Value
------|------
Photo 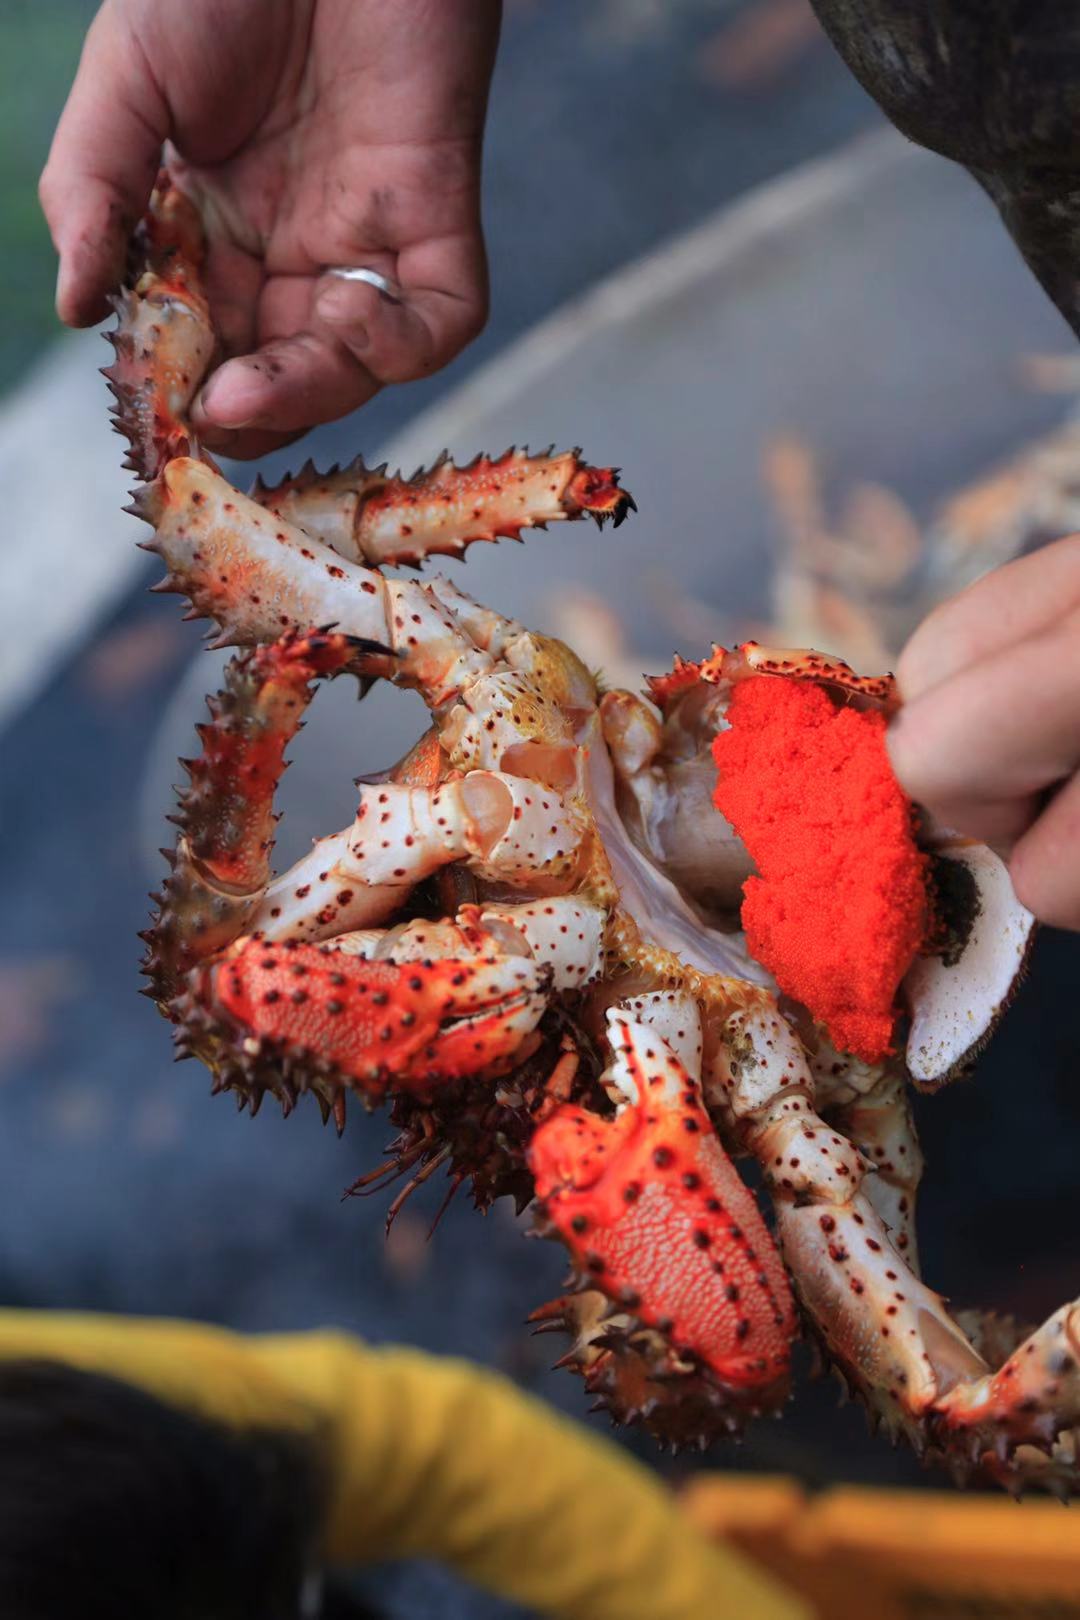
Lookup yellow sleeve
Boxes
[254,1330,810,1620]
[0,1311,808,1620]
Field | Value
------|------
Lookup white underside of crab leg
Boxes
[247,775,587,945]
[602,1004,704,1109]
[478,897,606,991]
[314,899,605,994]
[812,1051,924,1270]
[611,989,704,1077]
[717,1006,1000,1449]
[428,576,526,658]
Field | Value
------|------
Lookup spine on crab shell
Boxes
[250,447,637,567]
[528,1002,796,1446]
[104,173,215,487]
[141,630,364,1009]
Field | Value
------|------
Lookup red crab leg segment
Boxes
[246,775,587,946]
[530,998,795,1404]
[251,448,636,568]
[182,942,552,1104]
[142,630,370,1004]
[104,176,213,483]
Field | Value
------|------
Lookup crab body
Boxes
[112,175,1080,1491]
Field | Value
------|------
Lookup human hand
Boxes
[40,0,500,457]
[888,535,1080,929]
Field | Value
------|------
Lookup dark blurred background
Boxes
[2,2,1079,1615]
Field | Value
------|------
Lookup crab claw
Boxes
[562,465,637,527]
[177,941,552,1107]
[529,1007,795,1424]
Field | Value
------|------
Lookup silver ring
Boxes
[324,265,403,304]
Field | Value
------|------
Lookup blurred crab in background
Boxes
[108,174,1079,1493]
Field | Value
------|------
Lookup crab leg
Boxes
[179,930,553,1108]
[176,899,610,1121]
[530,996,796,1440]
[104,176,212,482]
[719,1005,1080,1483]
[244,775,589,946]
[331,896,606,990]
[250,448,635,568]
[142,629,372,1004]
[811,1050,924,1270]
[134,460,496,704]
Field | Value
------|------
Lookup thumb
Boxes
[39,5,168,326]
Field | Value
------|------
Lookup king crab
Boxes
[111,174,1078,1491]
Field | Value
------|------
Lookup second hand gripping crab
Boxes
[115,177,1078,1492]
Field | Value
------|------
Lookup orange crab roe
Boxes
[711,677,928,1062]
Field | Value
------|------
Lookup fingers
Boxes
[39,5,168,326]
[192,231,488,457]
[889,603,1080,844]
[896,533,1080,701]
[1010,770,1080,928]
[192,330,382,456]
[314,230,489,382]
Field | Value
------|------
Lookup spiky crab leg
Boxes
[241,768,589,947]
[105,175,633,713]
[179,933,553,1111]
[142,629,378,1004]
[104,174,213,482]
[250,448,635,568]
[718,1006,1080,1486]
[530,995,796,1441]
